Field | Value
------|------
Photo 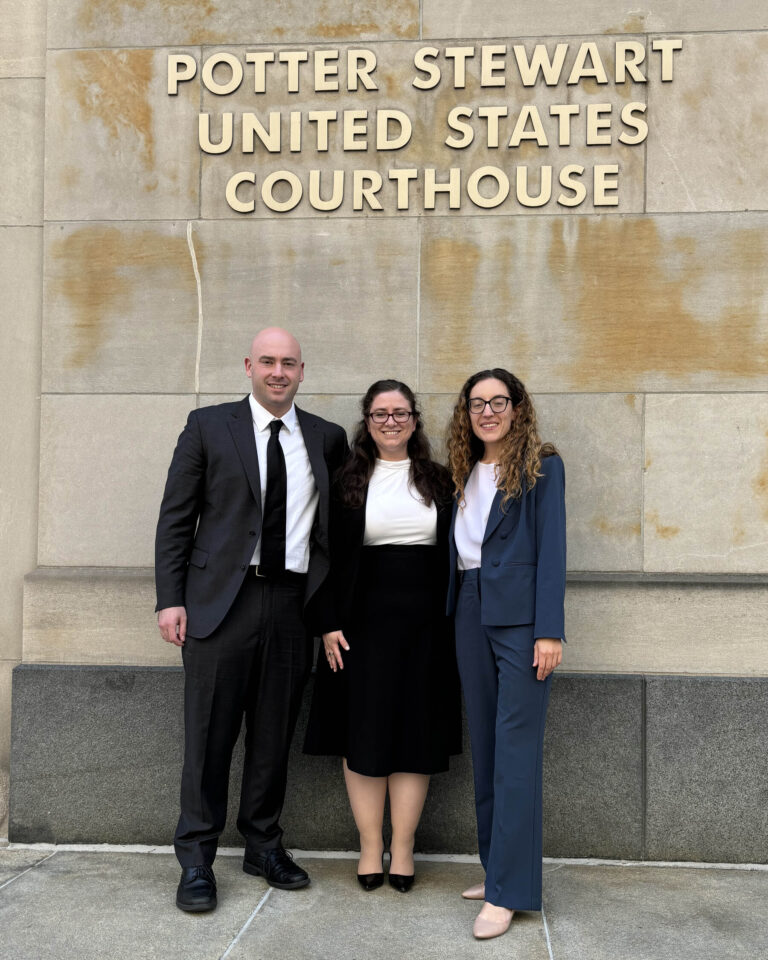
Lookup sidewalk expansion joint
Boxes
[219,887,272,960]
[542,905,555,960]
[0,850,58,893]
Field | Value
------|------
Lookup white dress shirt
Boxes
[248,395,318,573]
[454,461,499,570]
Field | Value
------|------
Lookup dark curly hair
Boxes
[447,368,557,508]
[337,379,452,509]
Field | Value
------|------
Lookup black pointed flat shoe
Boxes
[388,873,415,893]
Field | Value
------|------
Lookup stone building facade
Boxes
[2,1,767,860]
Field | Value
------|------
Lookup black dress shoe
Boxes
[176,865,217,912]
[388,873,415,893]
[357,870,384,891]
[243,847,310,889]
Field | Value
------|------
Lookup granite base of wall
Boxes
[10,665,767,862]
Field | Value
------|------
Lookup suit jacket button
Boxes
[492,560,500,567]
[241,564,247,571]
[249,530,256,536]
[500,533,508,540]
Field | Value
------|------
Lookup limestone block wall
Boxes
[3,1,768,854]
[0,0,46,836]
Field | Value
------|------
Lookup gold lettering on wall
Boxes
[165,38,683,214]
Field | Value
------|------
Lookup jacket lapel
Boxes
[347,488,367,549]
[296,406,332,552]
[228,396,262,516]
[296,406,328,499]
[437,497,453,547]
[483,487,524,544]
[482,489,506,544]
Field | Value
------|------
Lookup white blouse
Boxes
[455,461,499,570]
[363,459,437,546]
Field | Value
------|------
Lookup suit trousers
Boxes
[174,571,310,868]
[455,569,551,911]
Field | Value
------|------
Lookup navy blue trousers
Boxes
[455,569,551,911]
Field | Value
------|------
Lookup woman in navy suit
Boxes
[446,368,566,940]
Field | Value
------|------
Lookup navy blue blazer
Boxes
[447,453,566,639]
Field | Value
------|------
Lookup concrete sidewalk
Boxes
[0,846,766,960]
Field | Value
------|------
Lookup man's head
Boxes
[245,327,304,416]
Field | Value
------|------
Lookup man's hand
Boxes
[158,606,188,647]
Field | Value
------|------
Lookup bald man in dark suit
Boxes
[156,328,347,911]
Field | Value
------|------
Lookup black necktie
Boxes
[260,419,287,574]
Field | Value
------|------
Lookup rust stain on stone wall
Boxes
[422,230,544,383]
[491,238,532,377]
[423,237,480,323]
[78,0,217,34]
[753,437,768,522]
[580,77,601,95]
[548,218,768,388]
[646,510,680,540]
[49,226,196,368]
[312,21,379,38]
[623,15,647,33]
[60,49,156,170]
[516,140,543,163]
[60,166,82,190]
[674,236,695,255]
[310,0,417,39]
[606,14,647,34]
[574,53,620,96]
[493,238,516,314]
[592,517,641,539]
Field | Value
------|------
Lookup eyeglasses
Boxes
[468,396,513,415]
[368,410,414,424]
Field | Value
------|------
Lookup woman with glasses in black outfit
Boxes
[305,380,461,893]
[446,368,566,941]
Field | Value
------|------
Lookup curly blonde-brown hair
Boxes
[447,368,557,508]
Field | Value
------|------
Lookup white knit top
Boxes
[454,461,499,570]
[363,459,437,546]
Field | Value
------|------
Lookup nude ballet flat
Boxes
[461,882,485,900]
[473,909,514,940]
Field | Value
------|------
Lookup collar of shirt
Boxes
[248,394,298,434]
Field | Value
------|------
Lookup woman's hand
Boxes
[533,638,562,681]
[322,630,350,672]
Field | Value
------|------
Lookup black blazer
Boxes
[154,395,348,638]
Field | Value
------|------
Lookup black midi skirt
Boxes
[304,544,462,777]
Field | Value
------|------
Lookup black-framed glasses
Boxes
[468,396,513,415]
[368,410,414,424]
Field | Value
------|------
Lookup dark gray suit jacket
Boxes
[155,395,348,638]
